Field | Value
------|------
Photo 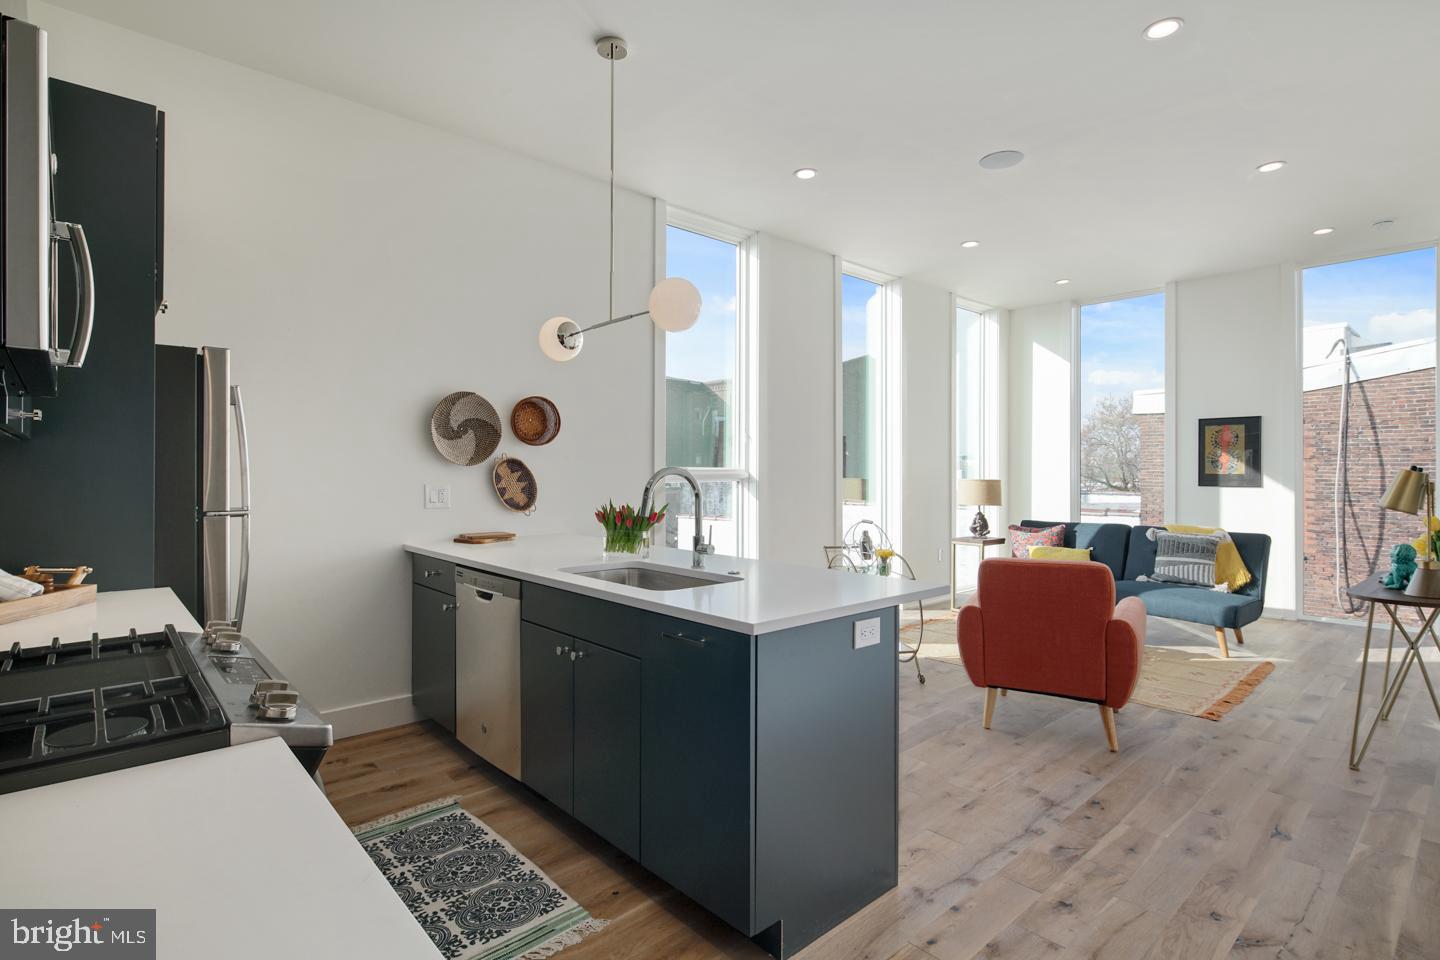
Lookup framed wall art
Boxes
[1198,416,1261,487]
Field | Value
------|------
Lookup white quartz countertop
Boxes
[0,587,200,649]
[0,738,433,959]
[405,534,947,634]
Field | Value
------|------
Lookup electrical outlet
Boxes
[853,616,881,649]
[424,484,451,510]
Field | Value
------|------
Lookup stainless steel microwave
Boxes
[1,16,94,405]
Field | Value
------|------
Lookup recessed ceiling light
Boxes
[793,167,817,180]
[961,240,980,249]
[1055,278,1072,286]
[979,150,1025,170]
[1312,227,1334,236]
[1143,17,1184,40]
[1256,160,1286,173]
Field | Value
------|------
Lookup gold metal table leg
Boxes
[1349,602,1376,770]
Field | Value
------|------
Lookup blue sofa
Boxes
[1020,520,1272,657]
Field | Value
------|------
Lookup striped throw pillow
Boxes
[1150,532,1224,586]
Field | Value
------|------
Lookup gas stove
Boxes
[0,624,331,796]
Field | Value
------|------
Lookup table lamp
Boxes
[1381,465,1440,597]
[956,479,1002,537]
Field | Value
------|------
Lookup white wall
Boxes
[32,3,660,733]
[900,277,953,583]
[1173,264,1298,615]
[1005,301,1074,523]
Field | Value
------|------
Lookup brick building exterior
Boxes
[1303,366,1436,619]
[1136,413,1165,526]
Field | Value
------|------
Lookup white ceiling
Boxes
[45,0,1440,308]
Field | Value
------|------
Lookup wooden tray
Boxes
[454,532,516,545]
[0,584,98,626]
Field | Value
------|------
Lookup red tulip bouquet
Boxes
[595,501,667,557]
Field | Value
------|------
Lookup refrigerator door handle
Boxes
[231,384,251,630]
[52,221,95,368]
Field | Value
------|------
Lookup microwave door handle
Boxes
[231,384,252,629]
[52,221,96,368]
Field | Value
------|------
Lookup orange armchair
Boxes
[957,557,1146,751]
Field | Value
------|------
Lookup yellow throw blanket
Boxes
[1164,524,1253,592]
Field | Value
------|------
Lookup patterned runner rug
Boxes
[902,612,1274,720]
[353,798,606,960]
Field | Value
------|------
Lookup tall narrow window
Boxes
[1077,292,1166,525]
[661,220,752,557]
[954,305,987,592]
[1302,247,1437,618]
[841,272,887,534]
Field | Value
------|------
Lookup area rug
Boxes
[352,798,606,960]
[903,612,1274,720]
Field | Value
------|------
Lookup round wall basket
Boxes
[492,453,538,515]
[430,392,501,466]
[511,396,561,446]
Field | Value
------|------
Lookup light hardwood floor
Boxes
[322,614,1440,960]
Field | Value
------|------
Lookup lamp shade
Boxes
[538,316,583,362]
[649,277,702,332]
[956,478,1002,507]
[1381,465,1427,515]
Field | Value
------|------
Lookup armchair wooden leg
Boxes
[1099,705,1118,752]
[1214,627,1231,659]
[1234,627,1244,646]
[983,687,998,729]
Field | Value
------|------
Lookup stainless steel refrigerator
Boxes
[155,345,251,628]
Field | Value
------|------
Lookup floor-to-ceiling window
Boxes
[1077,292,1166,525]
[661,217,754,557]
[840,270,888,536]
[1302,246,1438,619]
[953,304,988,593]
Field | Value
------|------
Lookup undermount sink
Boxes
[562,562,743,592]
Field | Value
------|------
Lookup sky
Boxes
[664,225,737,384]
[1302,246,1437,344]
[1080,291,1165,415]
[842,273,882,361]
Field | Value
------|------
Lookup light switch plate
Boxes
[853,616,881,649]
[424,484,451,510]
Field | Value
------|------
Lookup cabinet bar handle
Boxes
[422,569,442,578]
[664,632,706,647]
[441,601,458,612]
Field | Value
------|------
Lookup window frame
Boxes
[654,206,759,558]
[836,261,900,543]
[950,295,998,574]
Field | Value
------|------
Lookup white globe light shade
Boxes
[538,316,583,362]
[648,277,702,333]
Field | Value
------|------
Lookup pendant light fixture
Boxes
[539,36,702,362]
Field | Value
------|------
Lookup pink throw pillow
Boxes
[1009,524,1066,558]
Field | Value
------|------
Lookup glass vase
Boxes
[602,528,650,561]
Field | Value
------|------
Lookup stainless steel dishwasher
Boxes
[455,567,523,779]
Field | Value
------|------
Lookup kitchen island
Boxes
[405,534,947,958]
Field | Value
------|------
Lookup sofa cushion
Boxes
[1150,531,1224,587]
[1114,579,1264,628]
[1021,520,1130,582]
[1009,524,1065,558]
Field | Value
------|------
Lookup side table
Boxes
[1344,575,1440,769]
[951,536,1005,609]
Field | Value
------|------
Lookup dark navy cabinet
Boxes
[519,622,576,812]
[410,582,456,732]
[573,639,641,859]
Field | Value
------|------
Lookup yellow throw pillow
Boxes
[1166,524,1252,591]
[1028,545,1093,562]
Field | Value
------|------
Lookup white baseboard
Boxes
[323,694,422,740]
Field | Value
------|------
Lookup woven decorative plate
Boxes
[511,396,561,446]
[492,454,538,514]
[430,392,501,466]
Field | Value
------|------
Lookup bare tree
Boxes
[1080,394,1140,492]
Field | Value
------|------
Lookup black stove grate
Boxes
[0,626,227,776]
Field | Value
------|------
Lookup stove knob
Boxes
[256,691,299,721]
[250,680,290,705]
[210,635,242,654]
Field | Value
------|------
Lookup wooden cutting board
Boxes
[0,584,98,626]
[453,532,517,545]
